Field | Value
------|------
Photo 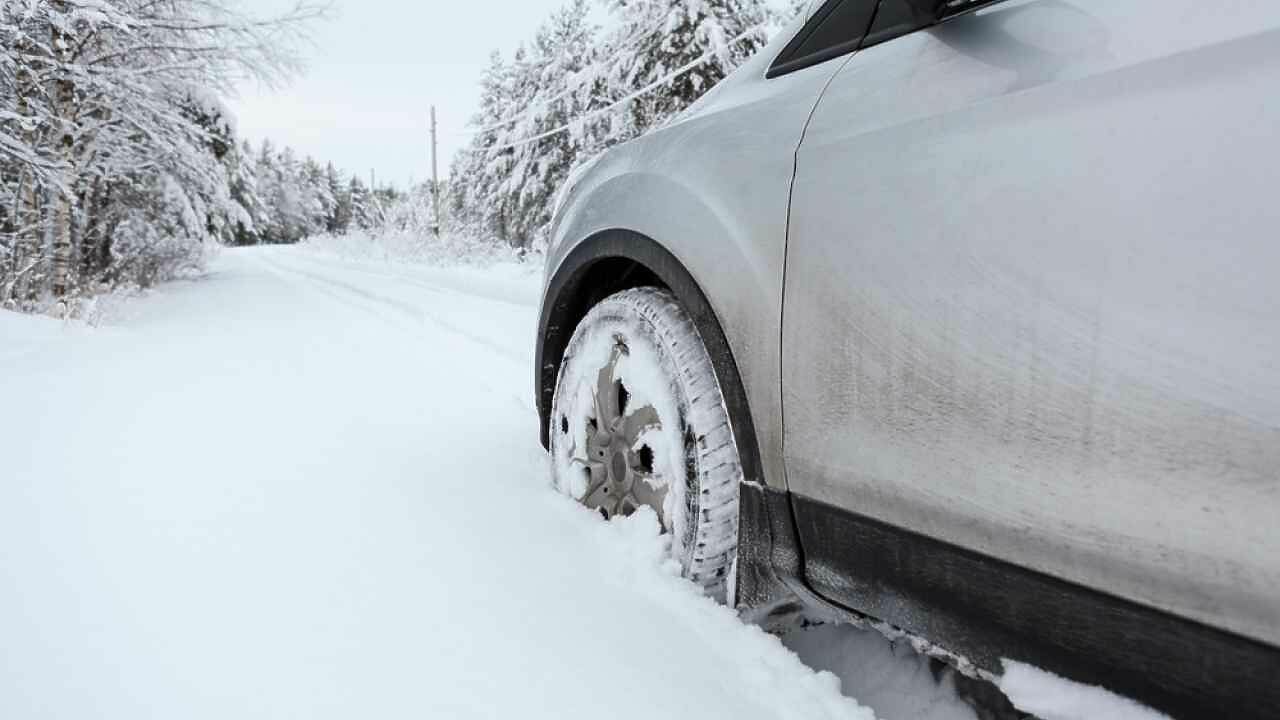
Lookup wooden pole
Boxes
[430,105,440,236]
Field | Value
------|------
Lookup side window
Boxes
[861,0,933,48]
[766,0,879,79]
[768,0,1008,78]
[862,0,1001,48]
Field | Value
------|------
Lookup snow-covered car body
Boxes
[537,1,1280,715]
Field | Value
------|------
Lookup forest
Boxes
[1,0,796,313]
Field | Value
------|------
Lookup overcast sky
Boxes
[232,1,788,189]
[231,1,614,189]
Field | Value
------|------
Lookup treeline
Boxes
[1,0,800,312]
[0,0,323,310]
[448,0,779,252]
[226,138,401,247]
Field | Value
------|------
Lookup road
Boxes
[0,246,990,720]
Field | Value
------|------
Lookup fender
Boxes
[535,229,764,490]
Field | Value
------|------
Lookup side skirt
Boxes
[737,486,1280,720]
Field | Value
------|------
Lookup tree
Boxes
[0,0,323,305]
[447,0,771,254]
[300,157,334,236]
[500,0,604,250]
[324,162,348,233]
[348,175,376,231]
[449,51,517,243]
[450,2,613,251]
[602,0,770,138]
[229,140,266,246]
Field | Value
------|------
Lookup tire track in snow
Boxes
[267,255,1016,720]
[267,257,526,365]
[254,252,536,412]
[285,250,536,309]
[254,253,397,325]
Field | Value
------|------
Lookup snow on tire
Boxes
[550,287,743,602]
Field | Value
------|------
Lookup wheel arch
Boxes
[535,228,765,488]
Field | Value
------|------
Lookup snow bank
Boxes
[0,305,62,338]
[290,239,542,308]
[0,248,871,720]
[8,246,1184,720]
[301,229,536,269]
[999,661,1172,720]
[585,509,876,720]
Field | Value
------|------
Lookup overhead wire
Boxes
[466,21,770,154]
[461,16,674,138]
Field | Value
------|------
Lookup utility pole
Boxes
[430,106,441,236]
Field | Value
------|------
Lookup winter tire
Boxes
[550,287,743,602]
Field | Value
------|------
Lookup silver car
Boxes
[535,1,1280,716]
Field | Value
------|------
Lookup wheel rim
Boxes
[561,333,669,525]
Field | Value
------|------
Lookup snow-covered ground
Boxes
[0,246,1159,720]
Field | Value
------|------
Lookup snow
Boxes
[0,247,879,720]
[999,662,1172,720]
[0,246,1185,720]
[553,300,690,521]
[782,624,980,720]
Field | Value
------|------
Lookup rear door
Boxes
[782,0,1280,650]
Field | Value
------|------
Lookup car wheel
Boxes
[550,287,742,602]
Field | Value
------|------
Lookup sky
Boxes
[232,0,791,189]
[232,0,609,189]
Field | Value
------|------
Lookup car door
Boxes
[782,0,1280,654]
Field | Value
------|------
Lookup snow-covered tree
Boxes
[602,0,770,137]
[324,162,347,233]
[228,140,266,246]
[499,0,605,250]
[786,0,811,21]
[447,0,771,254]
[449,51,517,243]
[347,175,376,232]
[300,157,334,236]
[0,0,323,306]
[455,1,606,251]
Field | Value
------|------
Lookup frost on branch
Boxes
[448,0,772,254]
[0,0,323,310]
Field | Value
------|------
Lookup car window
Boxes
[766,0,879,79]
[769,0,1010,78]
[863,0,1005,48]
[861,0,932,48]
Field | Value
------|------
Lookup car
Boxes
[534,1,1280,717]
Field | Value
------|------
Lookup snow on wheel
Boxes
[550,287,743,601]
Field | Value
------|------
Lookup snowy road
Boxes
[1,247,988,720]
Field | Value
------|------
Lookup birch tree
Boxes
[0,0,324,308]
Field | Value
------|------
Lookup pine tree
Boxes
[275,147,309,243]
[603,0,771,138]
[301,157,334,236]
[449,51,516,242]
[500,1,604,250]
[229,140,265,246]
[348,176,376,231]
[325,163,349,233]
[447,0,771,253]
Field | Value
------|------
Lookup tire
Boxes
[549,287,743,601]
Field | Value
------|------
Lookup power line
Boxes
[468,22,769,154]
[461,17,673,138]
